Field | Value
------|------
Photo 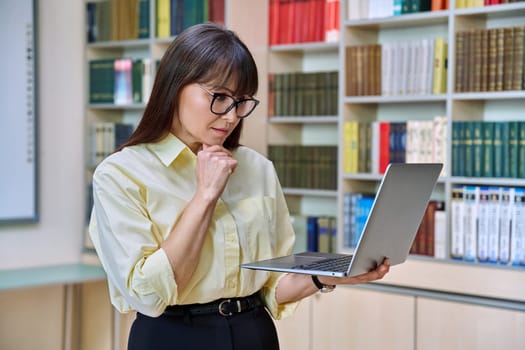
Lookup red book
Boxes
[431,0,445,11]
[208,0,225,26]
[324,0,340,42]
[269,0,279,45]
[379,121,390,174]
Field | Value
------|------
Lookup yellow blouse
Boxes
[89,133,297,319]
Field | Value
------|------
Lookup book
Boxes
[114,58,133,105]
[208,0,225,25]
[307,216,319,252]
[450,185,465,259]
[477,186,491,262]
[138,0,150,39]
[509,121,520,178]
[378,121,391,173]
[510,187,525,266]
[519,121,525,178]
[434,201,447,259]
[499,187,515,264]
[343,121,359,173]
[354,196,374,248]
[89,58,116,104]
[317,216,332,253]
[156,0,171,38]
[432,37,448,94]
[463,186,479,262]
[481,121,495,177]
[329,216,337,253]
[487,186,502,263]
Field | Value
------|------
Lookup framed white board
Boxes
[0,0,38,223]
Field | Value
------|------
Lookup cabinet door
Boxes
[417,297,525,350]
[274,297,312,350]
[312,287,415,350]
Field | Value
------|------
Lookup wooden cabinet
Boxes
[276,284,525,350]
[311,287,415,350]
[417,297,525,350]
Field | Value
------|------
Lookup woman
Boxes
[89,23,390,350]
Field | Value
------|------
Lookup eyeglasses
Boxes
[198,85,260,119]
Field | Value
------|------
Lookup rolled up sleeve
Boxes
[90,164,178,317]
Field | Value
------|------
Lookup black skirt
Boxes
[127,294,280,350]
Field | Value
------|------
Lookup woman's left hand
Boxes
[320,257,390,286]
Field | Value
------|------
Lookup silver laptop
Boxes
[241,163,442,277]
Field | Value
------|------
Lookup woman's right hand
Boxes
[195,144,237,202]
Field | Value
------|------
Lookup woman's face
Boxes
[171,83,241,153]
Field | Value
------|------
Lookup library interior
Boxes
[1,0,524,349]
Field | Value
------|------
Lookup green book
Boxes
[472,121,483,177]
[89,58,115,104]
[132,59,143,103]
[482,122,495,178]
[493,122,505,178]
[138,0,150,39]
[464,122,474,177]
[519,121,525,178]
[452,121,463,176]
[509,121,519,178]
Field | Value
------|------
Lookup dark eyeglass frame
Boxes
[198,85,260,119]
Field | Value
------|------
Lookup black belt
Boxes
[163,293,262,317]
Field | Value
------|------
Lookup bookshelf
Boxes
[273,2,525,348]
[267,1,525,320]
[82,0,227,264]
[338,1,525,270]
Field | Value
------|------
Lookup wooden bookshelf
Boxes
[268,2,525,348]
[338,0,525,269]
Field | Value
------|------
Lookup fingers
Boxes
[337,258,390,285]
[199,144,237,174]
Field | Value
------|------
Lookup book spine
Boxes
[156,0,171,38]
[487,186,502,263]
[519,121,525,178]
[434,201,447,259]
[510,188,525,266]
[482,121,495,177]
[307,216,319,252]
[463,185,479,262]
[499,187,514,264]
[509,121,520,178]
[450,185,465,259]
[477,187,490,262]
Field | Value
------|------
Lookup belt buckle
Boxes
[218,299,242,317]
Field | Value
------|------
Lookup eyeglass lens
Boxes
[211,94,257,118]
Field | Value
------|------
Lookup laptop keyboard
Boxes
[292,255,353,272]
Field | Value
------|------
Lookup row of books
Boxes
[89,122,134,168]
[457,0,525,8]
[89,58,153,105]
[269,0,340,45]
[451,121,525,178]
[268,71,338,117]
[455,26,525,93]
[342,117,448,175]
[345,37,448,97]
[290,215,338,253]
[268,145,338,190]
[451,185,525,266]
[411,200,446,258]
[86,0,150,42]
[343,192,375,249]
[348,0,448,20]
[344,193,447,259]
[156,0,224,38]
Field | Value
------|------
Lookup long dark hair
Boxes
[117,23,259,151]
